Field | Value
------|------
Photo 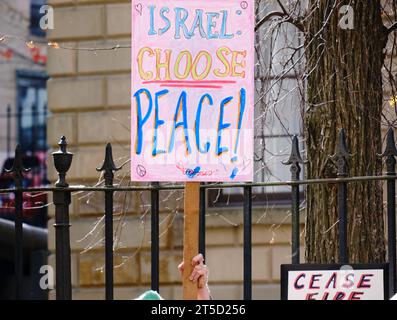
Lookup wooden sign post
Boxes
[183,182,200,300]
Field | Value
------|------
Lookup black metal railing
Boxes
[1,128,397,300]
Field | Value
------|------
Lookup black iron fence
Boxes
[1,128,397,300]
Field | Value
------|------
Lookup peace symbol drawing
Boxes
[136,165,147,177]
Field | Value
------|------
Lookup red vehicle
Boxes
[0,154,48,227]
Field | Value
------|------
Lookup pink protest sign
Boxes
[131,0,254,182]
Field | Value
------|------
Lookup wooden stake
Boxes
[183,182,200,300]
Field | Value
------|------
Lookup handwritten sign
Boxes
[281,264,388,300]
[131,0,254,182]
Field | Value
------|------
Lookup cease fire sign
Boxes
[281,264,389,300]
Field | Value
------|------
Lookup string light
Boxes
[0,33,131,52]
[48,41,60,49]
[0,34,129,65]
[25,40,35,49]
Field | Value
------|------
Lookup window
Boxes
[209,1,304,207]
[16,70,48,153]
[30,0,46,37]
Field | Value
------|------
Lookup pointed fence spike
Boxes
[381,127,397,157]
[337,128,350,158]
[283,135,305,165]
[282,135,307,181]
[97,143,122,187]
[5,144,31,188]
[330,128,351,177]
[97,143,122,173]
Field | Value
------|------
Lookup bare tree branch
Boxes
[255,11,304,32]
[276,0,289,16]
[388,22,397,35]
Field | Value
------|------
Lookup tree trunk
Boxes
[304,1,388,263]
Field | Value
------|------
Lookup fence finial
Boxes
[283,135,306,180]
[52,136,73,187]
[6,144,31,188]
[382,128,397,157]
[97,143,121,187]
[381,128,397,174]
[331,129,351,177]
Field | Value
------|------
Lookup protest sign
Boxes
[131,0,254,182]
[281,264,388,300]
